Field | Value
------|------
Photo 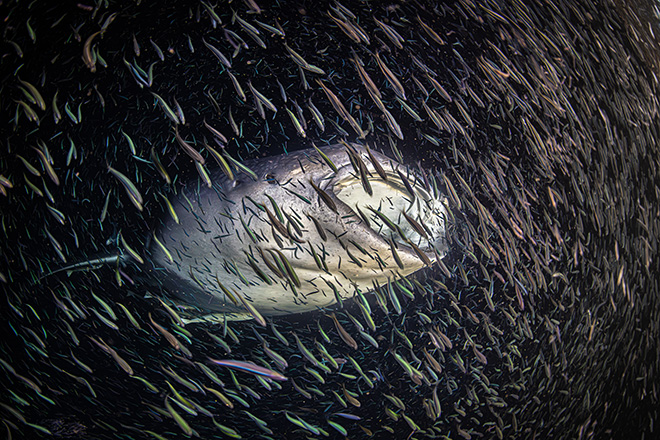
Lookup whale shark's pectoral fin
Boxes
[181,311,256,324]
[142,293,255,324]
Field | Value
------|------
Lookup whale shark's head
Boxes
[150,143,447,322]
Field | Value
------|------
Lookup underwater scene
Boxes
[1,0,659,439]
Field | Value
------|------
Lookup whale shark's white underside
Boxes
[150,143,448,322]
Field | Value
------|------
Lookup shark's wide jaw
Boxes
[328,164,447,257]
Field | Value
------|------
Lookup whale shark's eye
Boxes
[333,171,447,253]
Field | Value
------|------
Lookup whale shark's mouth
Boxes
[332,169,447,254]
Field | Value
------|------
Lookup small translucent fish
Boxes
[209,359,287,381]
[108,166,143,211]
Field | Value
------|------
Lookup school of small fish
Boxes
[0,0,659,439]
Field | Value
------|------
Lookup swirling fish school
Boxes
[0,0,658,439]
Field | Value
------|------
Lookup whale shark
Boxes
[148,143,448,322]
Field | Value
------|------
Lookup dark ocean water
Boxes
[1,0,659,439]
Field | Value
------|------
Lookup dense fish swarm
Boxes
[1,0,659,439]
